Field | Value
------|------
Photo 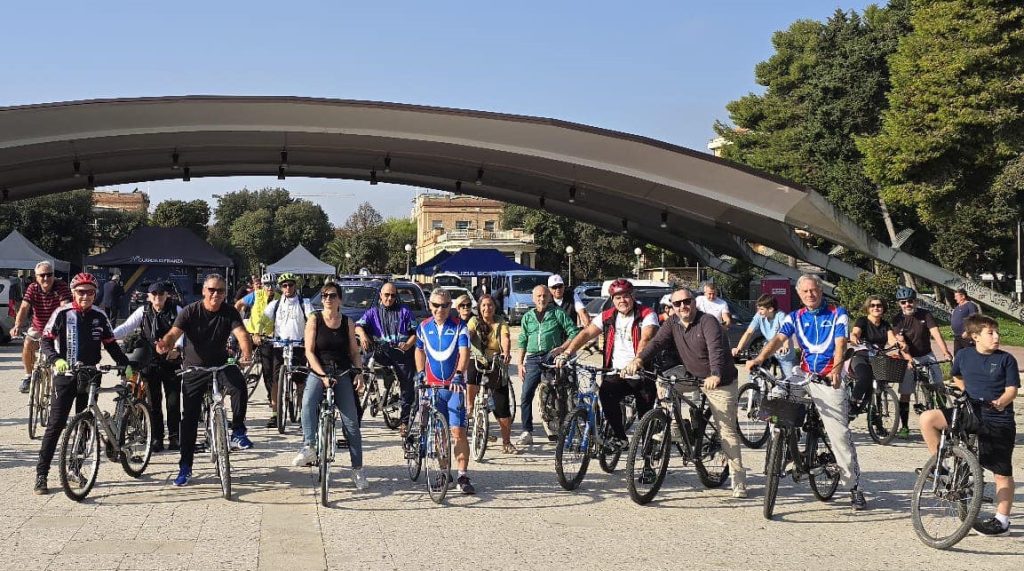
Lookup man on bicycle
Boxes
[354,281,418,435]
[114,281,184,453]
[34,273,132,495]
[234,273,277,401]
[263,272,314,428]
[157,273,254,487]
[9,261,71,394]
[746,274,867,510]
[558,278,658,450]
[415,289,474,494]
[625,286,748,498]
[892,286,952,438]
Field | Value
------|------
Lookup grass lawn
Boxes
[939,316,1024,347]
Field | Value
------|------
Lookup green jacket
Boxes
[518,306,580,355]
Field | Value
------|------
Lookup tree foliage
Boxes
[274,200,334,255]
[322,203,413,275]
[0,190,94,266]
[229,209,275,274]
[151,199,211,238]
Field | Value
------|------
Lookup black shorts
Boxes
[978,422,1016,477]
[466,359,481,386]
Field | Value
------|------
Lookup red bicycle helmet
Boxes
[70,272,99,290]
[608,278,634,296]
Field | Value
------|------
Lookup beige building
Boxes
[412,193,537,268]
[92,188,150,213]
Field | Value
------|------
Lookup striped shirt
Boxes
[24,280,71,331]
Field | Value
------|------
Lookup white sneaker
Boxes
[517,431,533,446]
[291,446,316,467]
[732,486,748,499]
[352,468,369,490]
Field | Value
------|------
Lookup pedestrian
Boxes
[950,288,981,355]
[101,273,124,323]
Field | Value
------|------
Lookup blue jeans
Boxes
[302,372,362,469]
[519,353,548,434]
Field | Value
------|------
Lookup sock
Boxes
[458,470,467,479]
[899,402,910,427]
[995,513,1010,528]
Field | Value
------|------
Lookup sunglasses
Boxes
[321,292,338,300]
[550,284,564,290]
[73,289,96,296]
[458,303,472,309]
[672,298,694,307]
[280,282,296,288]
[381,293,397,298]
[37,273,53,278]
[899,300,914,305]
[206,287,226,294]
[869,303,884,308]
[430,302,451,309]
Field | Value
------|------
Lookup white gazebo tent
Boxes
[266,244,334,275]
[0,230,70,273]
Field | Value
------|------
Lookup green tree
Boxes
[330,202,387,273]
[859,0,1024,274]
[230,209,275,274]
[380,217,418,275]
[274,200,333,255]
[210,187,292,248]
[151,199,211,238]
[0,190,94,266]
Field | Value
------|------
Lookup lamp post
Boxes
[404,243,413,278]
[565,246,574,288]
[634,247,642,279]
[344,252,351,275]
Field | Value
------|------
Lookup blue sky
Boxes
[4,0,877,224]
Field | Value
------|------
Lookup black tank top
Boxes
[314,312,352,369]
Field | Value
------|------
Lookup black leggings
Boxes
[37,373,91,477]
[145,362,182,442]
[179,366,248,469]
[850,353,874,405]
[472,365,512,419]
[599,375,655,440]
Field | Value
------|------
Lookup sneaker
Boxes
[231,432,254,450]
[732,486,748,499]
[266,415,278,428]
[168,437,180,451]
[352,468,369,490]
[517,431,533,446]
[19,377,31,394]
[457,475,476,495]
[173,466,192,487]
[33,475,48,495]
[850,488,867,511]
[291,446,316,467]
[896,427,911,440]
[973,517,1010,536]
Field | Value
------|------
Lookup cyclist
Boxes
[415,289,475,494]
[516,284,580,446]
[466,294,516,453]
[559,278,658,451]
[732,294,797,376]
[919,314,1017,536]
[33,273,133,495]
[892,286,952,439]
[548,274,591,328]
[263,272,314,428]
[235,273,277,401]
[354,281,418,435]
[157,273,254,487]
[658,294,673,324]
[746,274,866,510]
[293,281,369,490]
[9,261,71,394]
[847,295,901,414]
[625,286,747,498]
[113,281,185,453]
[695,281,732,329]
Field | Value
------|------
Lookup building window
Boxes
[483,220,496,232]
[431,220,444,231]
[455,220,471,231]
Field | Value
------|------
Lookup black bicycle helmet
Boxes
[895,286,917,301]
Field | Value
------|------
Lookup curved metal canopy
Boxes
[0,96,1017,319]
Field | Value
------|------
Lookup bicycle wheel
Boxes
[118,400,153,477]
[362,379,376,416]
[694,414,730,488]
[381,379,402,430]
[275,367,287,433]
[319,415,334,505]
[807,430,841,501]
[425,410,451,504]
[555,408,593,491]
[38,368,52,429]
[867,385,900,445]
[625,408,671,505]
[911,443,984,549]
[406,429,423,482]
[213,406,232,500]
[508,381,518,424]
[58,412,100,502]
[598,420,622,473]
[736,382,769,449]
[245,364,262,399]
[621,396,637,432]
[763,430,786,520]
[28,367,42,439]
[471,405,489,462]
[287,377,299,423]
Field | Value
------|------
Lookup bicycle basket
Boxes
[757,398,806,428]
[870,354,907,383]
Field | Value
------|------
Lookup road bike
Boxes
[57,364,153,501]
[271,338,304,433]
[761,373,842,519]
[735,364,777,449]
[181,362,239,500]
[306,365,360,505]
[403,382,453,504]
[25,339,52,440]
[846,344,902,445]
[625,366,730,504]
[361,344,402,430]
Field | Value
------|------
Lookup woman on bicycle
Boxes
[293,282,368,490]
[848,295,901,413]
[466,295,516,453]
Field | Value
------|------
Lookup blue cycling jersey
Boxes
[416,316,469,385]
[777,303,849,375]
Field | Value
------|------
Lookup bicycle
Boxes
[469,354,509,461]
[361,344,402,430]
[910,359,951,415]
[625,366,730,504]
[845,344,902,445]
[761,373,842,519]
[23,339,52,440]
[242,342,264,399]
[271,338,304,433]
[910,387,988,550]
[735,364,778,449]
[180,362,239,500]
[306,365,361,506]
[57,363,153,501]
[539,354,576,440]
[403,382,454,504]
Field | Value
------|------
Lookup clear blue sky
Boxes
[4,0,877,225]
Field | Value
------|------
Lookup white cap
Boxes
[660,294,672,307]
[548,274,565,287]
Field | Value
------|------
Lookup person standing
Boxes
[9,261,71,394]
[466,295,516,453]
[235,274,278,401]
[732,295,798,376]
[892,286,953,439]
[101,274,124,323]
[263,273,314,428]
[950,288,981,355]
[548,274,591,328]
[695,281,732,329]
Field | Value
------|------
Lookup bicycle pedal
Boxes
[982,495,994,504]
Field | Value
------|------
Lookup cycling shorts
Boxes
[432,387,466,429]
[25,327,42,342]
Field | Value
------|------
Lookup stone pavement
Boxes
[1,343,1022,570]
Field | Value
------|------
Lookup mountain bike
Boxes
[58,364,153,501]
[181,362,238,500]
[761,373,842,520]
[26,340,52,440]
[539,354,576,441]
[554,359,627,490]
[403,382,453,504]
[846,344,902,445]
[911,359,951,415]
[469,354,510,461]
[307,365,360,506]
[361,344,402,430]
[271,338,303,433]
[911,387,988,550]
[735,364,778,449]
[625,366,730,504]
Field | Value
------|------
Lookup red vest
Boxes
[601,304,654,369]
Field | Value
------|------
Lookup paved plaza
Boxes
[1,343,1022,570]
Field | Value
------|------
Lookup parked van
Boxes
[433,273,463,288]
[497,270,552,324]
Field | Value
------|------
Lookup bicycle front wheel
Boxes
[598,420,622,474]
[807,430,840,501]
[694,415,729,488]
[763,430,786,520]
[245,361,262,399]
[867,384,900,445]
[381,378,402,430]
[911,443,984,550]
[508,381,518,424]
[625,408,671,505]
[213,406,232,500]
[736,382,769,449]
[471,405,489,462]
[319,415,334,506]
[555,408,593,491]
[28,367,42,439]
[58,412,100,502]
[425,410,451,504]
[118,400,153,477]
[275,367,288,433]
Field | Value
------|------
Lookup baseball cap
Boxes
[548,274,565,288]
[147,281,169,294]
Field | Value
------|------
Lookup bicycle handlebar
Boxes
[179,362,239,376]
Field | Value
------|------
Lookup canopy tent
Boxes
[0,230,70,273]
[428,248,533,276]
[85,227,232,267]
[266,244,334,275]
[412,249,453,276]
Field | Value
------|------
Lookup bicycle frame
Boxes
[77,366,126,451]
[652,374,708,461]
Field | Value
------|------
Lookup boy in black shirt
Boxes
[920,314,1018,536]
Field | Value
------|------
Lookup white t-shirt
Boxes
[264,295,313,342]
[591,309,660,369]
[696,296,729,323]
[552,294,586,313]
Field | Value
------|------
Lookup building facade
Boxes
[411,193,537,267]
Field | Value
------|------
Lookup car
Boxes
[573,281,602,306]
[311,278,429,322]
[438,285,477,309]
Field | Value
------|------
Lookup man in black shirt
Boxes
[157,274,253,487]
[892,286,952,438]
[950,288,980,354]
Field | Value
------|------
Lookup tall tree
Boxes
[0,190,93,266]
[151,199,211,238]
[274,200,333,255]
[229,209,275,274]
[380,217,418,275]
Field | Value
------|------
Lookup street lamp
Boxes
[404,243,413,277]
[634,247,642,278]
[565,246,574,288]
[344,252,351,275]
